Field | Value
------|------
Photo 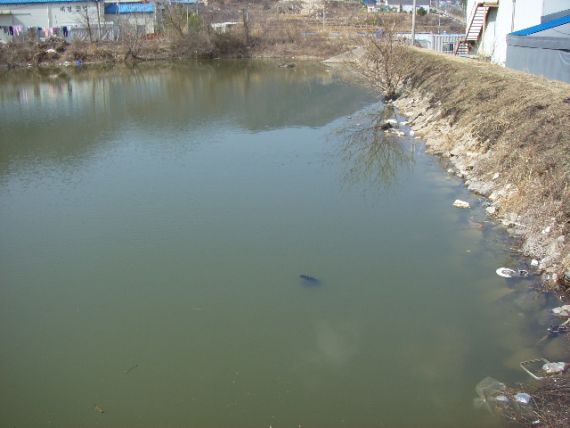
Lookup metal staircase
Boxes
[455,1,498,56]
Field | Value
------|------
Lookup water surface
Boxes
[0,62,559,427]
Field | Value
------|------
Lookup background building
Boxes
[0,0,102,40]
[464,0,569,65]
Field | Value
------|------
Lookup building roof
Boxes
[0,0,92,4]
[510,14,570,36]
[104,2,154,14]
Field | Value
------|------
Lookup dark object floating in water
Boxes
[564,97,570,104]
[299,274,321,286]
[124,364,139,375]
[548,323,570,337]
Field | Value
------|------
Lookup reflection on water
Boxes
[0,62,372,184]
[336,103,415,190]
[0,62,557,428]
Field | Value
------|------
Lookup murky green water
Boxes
[0,62,564,427]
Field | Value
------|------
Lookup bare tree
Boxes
[242,8,251,46]
[76,5,98,42]
[336,107,414,190]
[119,19,145,61]
[162,4,188,37]
[353,27,414,101]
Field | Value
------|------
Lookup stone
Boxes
[486,206,497,215]
[552,305,570,318]
[453,199,470,209]
[468,180,494,196]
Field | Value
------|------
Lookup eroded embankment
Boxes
[391,49,570,291]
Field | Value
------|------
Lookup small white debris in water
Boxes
[399,121,409,126]
[486,206,496,215]
[542,362,567,375]
[386,118,398,126]
[531,259,539,267]
[496,267,517,278]
[552,305,570,317]
[514,393,531,404]
[453,200,470,209]
[409,130,415,137]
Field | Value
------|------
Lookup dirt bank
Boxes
[389,49,570,292]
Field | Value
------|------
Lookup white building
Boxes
[0,0,102,39]
[464,0,570,65]
[0,0,156,41]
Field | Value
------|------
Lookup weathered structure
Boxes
[460,0,569,65]
[0,0,156,41]
[0,0,102,41]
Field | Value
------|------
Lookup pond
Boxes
[0,62,563,427]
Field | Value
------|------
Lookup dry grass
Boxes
[400,49,570,278]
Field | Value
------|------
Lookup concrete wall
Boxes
[478,7,497,58]
[543,0,570,15]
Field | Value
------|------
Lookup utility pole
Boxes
[411,0,417,46]
[437,0,441,34]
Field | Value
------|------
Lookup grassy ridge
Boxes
[399,49,570,282]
